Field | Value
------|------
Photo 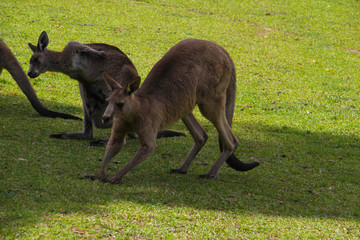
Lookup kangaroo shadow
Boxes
[109,121,360,217]
[1,100,359,232]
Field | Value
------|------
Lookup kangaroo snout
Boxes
[27,70,38,78]
[102,114,112,124]
[102,103,115,124]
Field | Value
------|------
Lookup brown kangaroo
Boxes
[28,31,184,144]
[88,39,259,184]
[0,39,80,120]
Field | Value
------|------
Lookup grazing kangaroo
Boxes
[0,39,80,120]
[88,39,260,184]
[28,31,184,144]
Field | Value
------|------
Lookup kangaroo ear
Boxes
[37,31,49,52]
[126,76,141,95]
[28,43,37,53]
[103,72,122,91]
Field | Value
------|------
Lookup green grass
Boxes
[1,0,360,239]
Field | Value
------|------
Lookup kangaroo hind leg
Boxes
[198,100,239,179]
[170,113,208,174]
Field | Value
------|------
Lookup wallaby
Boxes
[0,39,80,120]
[87,39,260,184]
[28,31,185,144]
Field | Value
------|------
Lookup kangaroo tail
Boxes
[222,62,259,171]
[219,138,259,171]
[0,39,81,120]
[13,71,82,120]
[156,130,186,138]
[34,107,82,120]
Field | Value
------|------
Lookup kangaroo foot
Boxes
[49,133,92,140]
[169,169,187,174]
[82,175,108,182]
[82,175,99,180]
[198,174,216,179]
[107,177,122,185]
[90,139,109,146]
[49,133,68,139]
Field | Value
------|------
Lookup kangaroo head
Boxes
[102,72,141,124]
[27,31,50,78]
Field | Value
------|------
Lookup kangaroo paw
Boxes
[169,169,187,174]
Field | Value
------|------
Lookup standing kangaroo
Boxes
[28,31,184,144]
[88,39,260,184]
[0,39,80,120]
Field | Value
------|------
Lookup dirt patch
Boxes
[346,49,360,54]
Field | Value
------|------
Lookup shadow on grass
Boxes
[0,91,82,120]
[1,93,360,233]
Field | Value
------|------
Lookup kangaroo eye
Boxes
[116,103,124,109]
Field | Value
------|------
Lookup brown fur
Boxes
[27,31,184,143]
[0,39,79,120]
[88,39,259,184]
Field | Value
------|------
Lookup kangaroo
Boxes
[0,39,80,120]
[28,31,184,144]
[87,39,260,184]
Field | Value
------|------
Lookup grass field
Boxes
[1,0,360,239]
